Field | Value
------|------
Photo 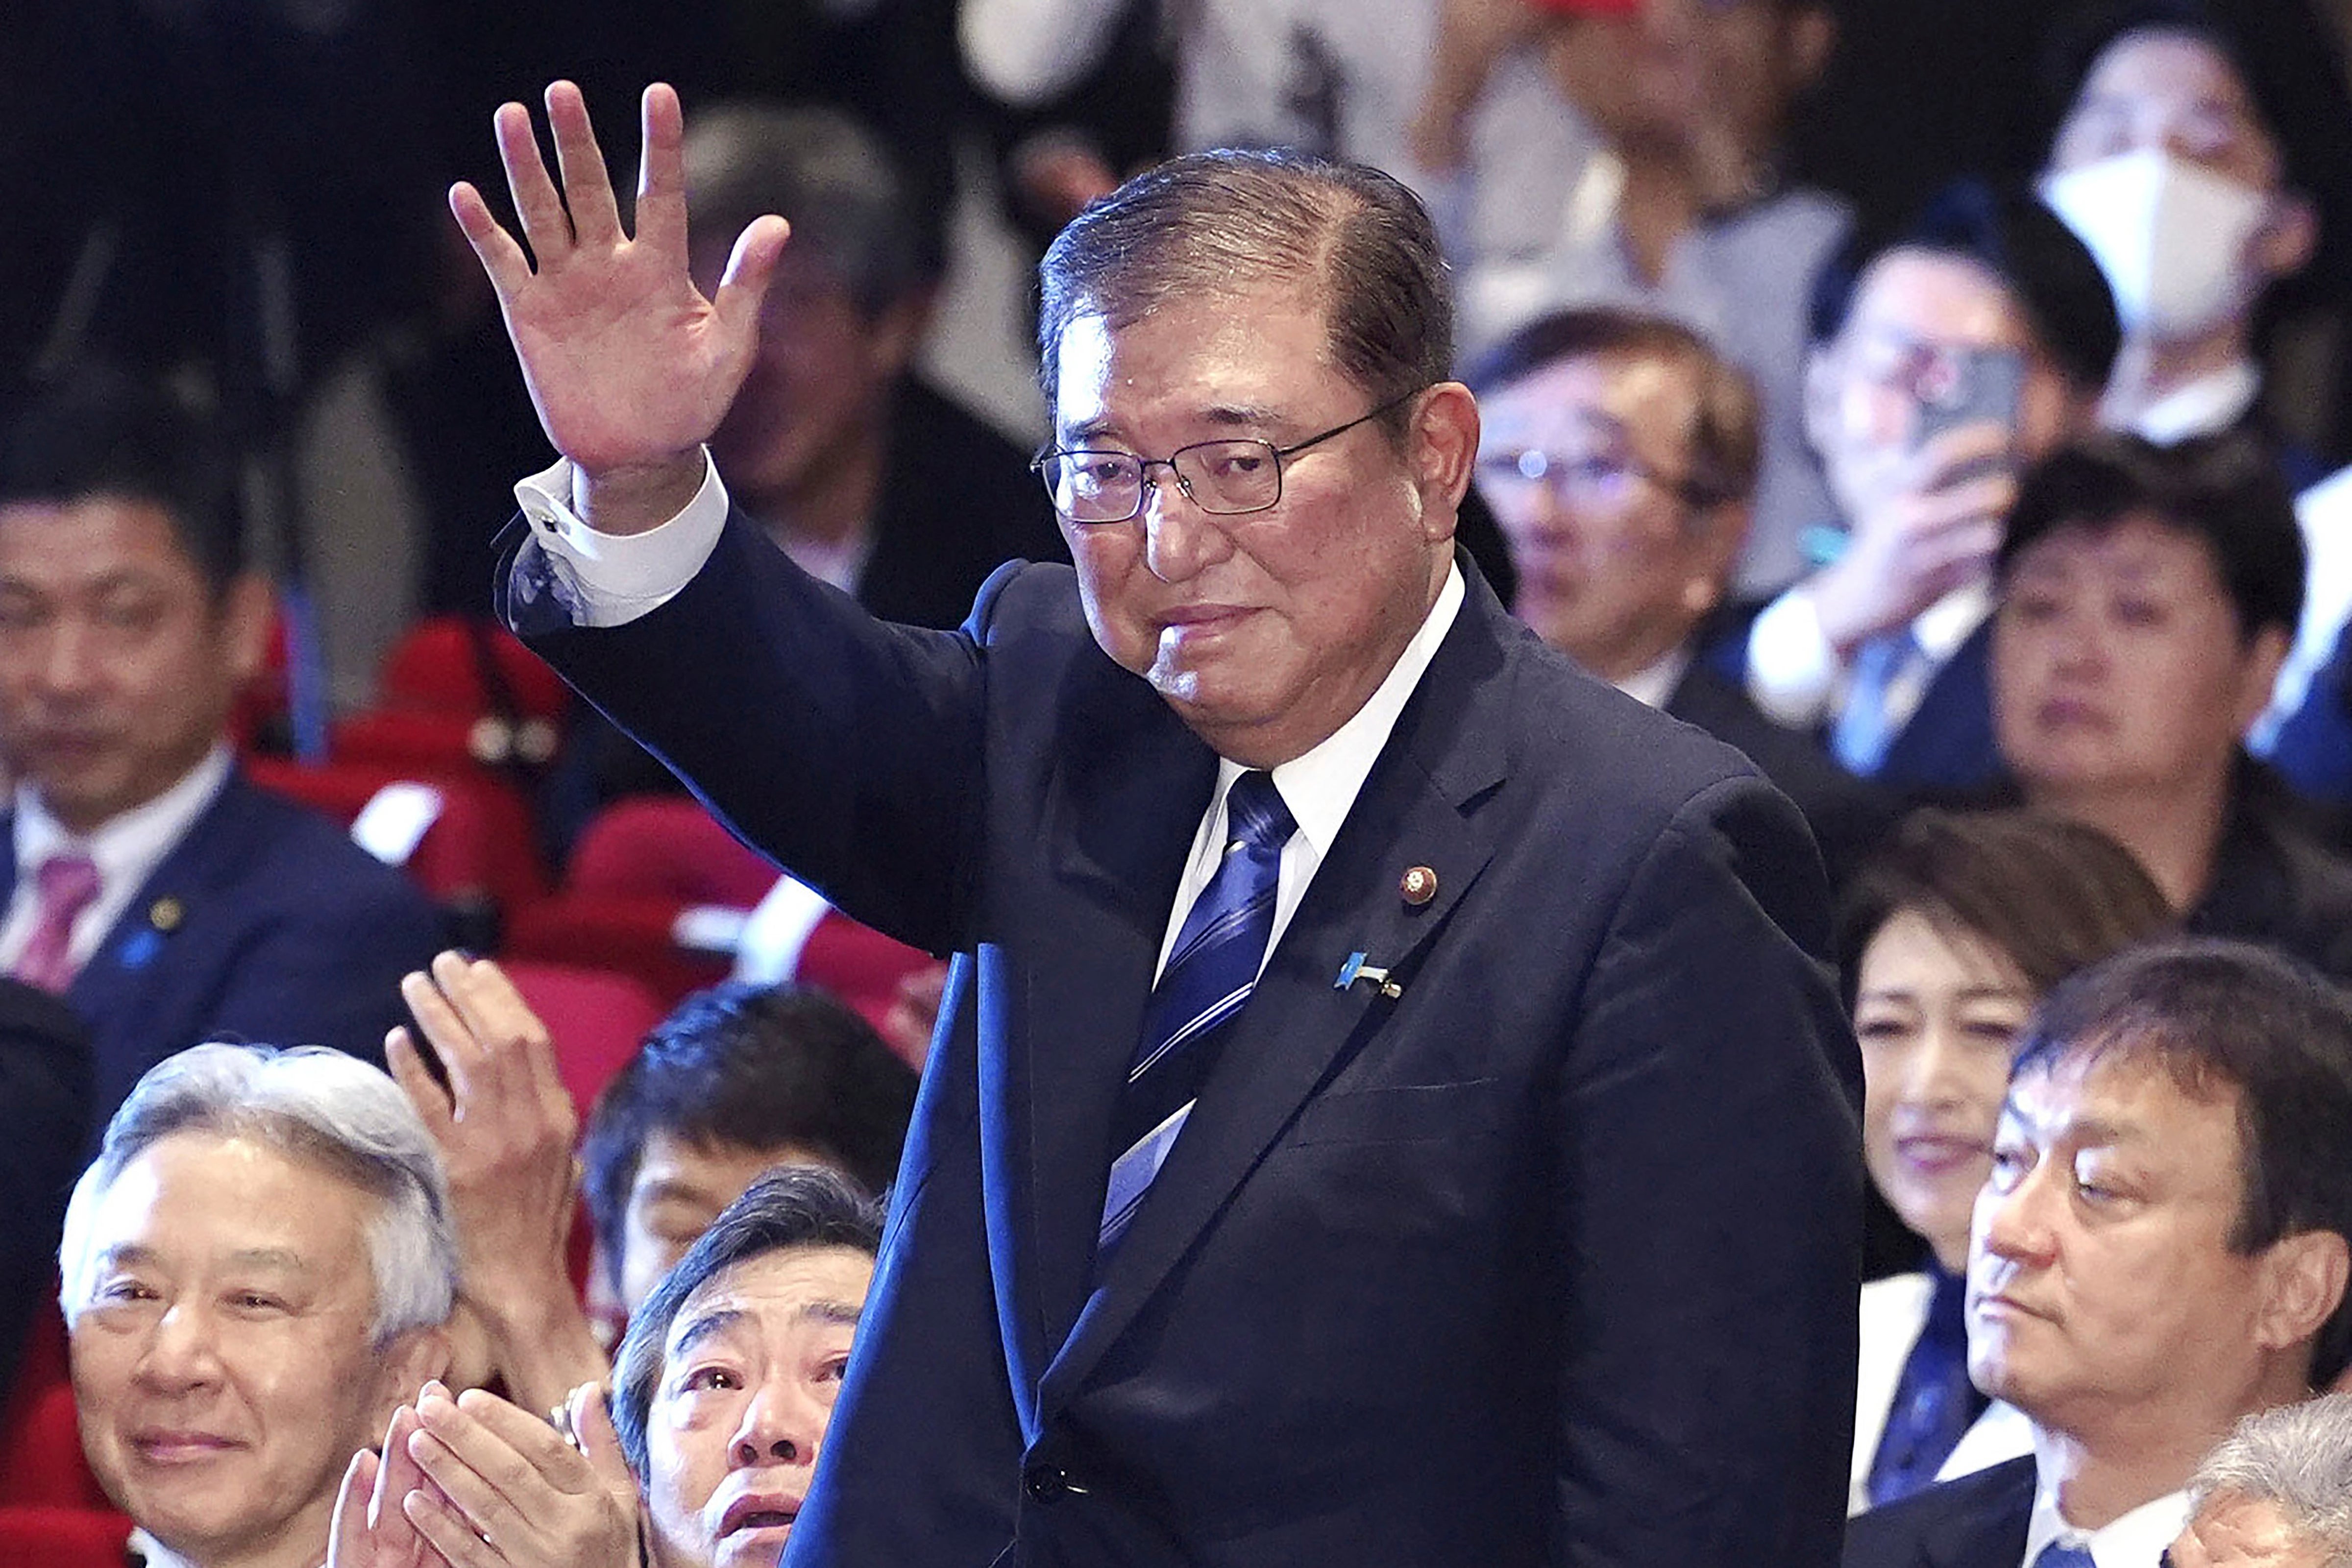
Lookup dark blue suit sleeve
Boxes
[1552,773,1862,1567]
[504,511,1002,956]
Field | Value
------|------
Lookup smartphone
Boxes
[1911,346,2025,474]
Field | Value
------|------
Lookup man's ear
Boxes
[863,284,939,383]
[368,1323,454,1430]
[1782,5,1838,97]
[1410,381,1481,540]
[1682,499,1750,616]
[2233,623,2293,737]
[2254,192,2319,288]
[217,573,275,689]
[1801,345,1840,468]
[2254,1228,2350,1376]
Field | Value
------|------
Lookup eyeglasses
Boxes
[1031,387,1424,525]
[1475,446,1716,508]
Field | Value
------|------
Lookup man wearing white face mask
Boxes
[2034,0,2331,478]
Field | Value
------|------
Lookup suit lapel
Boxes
[1006,671,1219,1409]
[67,774,248,1066]
[1918,1456,2036,1568]
[1036,574,1516,1412]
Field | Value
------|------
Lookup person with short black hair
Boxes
[581,980,914,1317]
[1737,179,2121,793]
[1846,938,2352,1568]
[332,1165,883,1568]
[0,371,444,1140]
[1990,430,2352,981]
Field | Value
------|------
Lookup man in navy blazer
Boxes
[1727,182,2120,796]
[1843,941,2352,1568]
[461,81,1862,1566]
[0,376,446,1138]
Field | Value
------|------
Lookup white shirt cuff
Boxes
[510,451,731,628]
[1746,586,1840,728]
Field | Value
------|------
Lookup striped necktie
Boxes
[2032,1541,2097,1568]
[1833,627,1926,776]
[1099,771,1295,1259]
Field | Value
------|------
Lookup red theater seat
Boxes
[567,797,776,909]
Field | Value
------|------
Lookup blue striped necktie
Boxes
[1833,627,1925,776]
[2032,1542,2096,1568]
[1099,771,1296,1259]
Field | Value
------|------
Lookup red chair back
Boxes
[567,798,776,909]
[378,617,569,721]
[502,960,667,1117]
[246,758,550,919]
[0,1505,134,1566]
[503,896,732,1011]
[0,1299,110,1513]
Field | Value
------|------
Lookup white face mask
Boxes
[2038,147,2272,342]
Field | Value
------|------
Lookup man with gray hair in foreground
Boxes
[59,1042,457,1568]
[2167,1395,2352,1568]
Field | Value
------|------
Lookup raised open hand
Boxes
[448,81,790,533]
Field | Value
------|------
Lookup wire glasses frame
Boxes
[1031,386,1426,525]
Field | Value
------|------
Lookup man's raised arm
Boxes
[447,81,788,536]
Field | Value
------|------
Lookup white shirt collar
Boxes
[1244,563,1466,860]
[1613,642,1692,711]
[1915,579,1995,664]
[2023,1482,2189,1568]
[15,744,234,891]
[2130,360,2262,446]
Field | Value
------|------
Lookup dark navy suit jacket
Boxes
[1842,1455,2036,1568]
[0,978,88,1375]
[3,769,447,1144]
[509,514,1864,1568]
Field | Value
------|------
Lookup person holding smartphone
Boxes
[1732,180,2119,792]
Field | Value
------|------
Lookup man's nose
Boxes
[134,1302,224,1390]
[1141,469,1236,584]
[1978,1159,2058,1268]
[32,620,101,696]
[729,1375,828,1471]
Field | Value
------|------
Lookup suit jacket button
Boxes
[1024,1464,1069,1503]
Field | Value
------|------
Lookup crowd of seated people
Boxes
[16,0,2352,1563]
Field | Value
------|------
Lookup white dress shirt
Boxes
[514,453,1468,985]
[1746,579,1993,736]
[0,745,234,977]
[2022,1483,2188,1568]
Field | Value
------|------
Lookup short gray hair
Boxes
[2189,1395,2352,1565]
[58,1043,459,1343]
[1036,148,1452,435]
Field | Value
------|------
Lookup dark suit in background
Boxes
[510,510,1865,1568]
[0,978,88,1379]
[1842,1455,2036,1568]
[4,770,447,1146]
[1665,659,1898,890]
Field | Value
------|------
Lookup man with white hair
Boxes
[2167,1394,2352,1568]
[59,1041,457,1568]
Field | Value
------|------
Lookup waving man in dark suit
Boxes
[458,80,1863,1568]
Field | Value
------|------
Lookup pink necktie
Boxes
[14,854,101,993]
